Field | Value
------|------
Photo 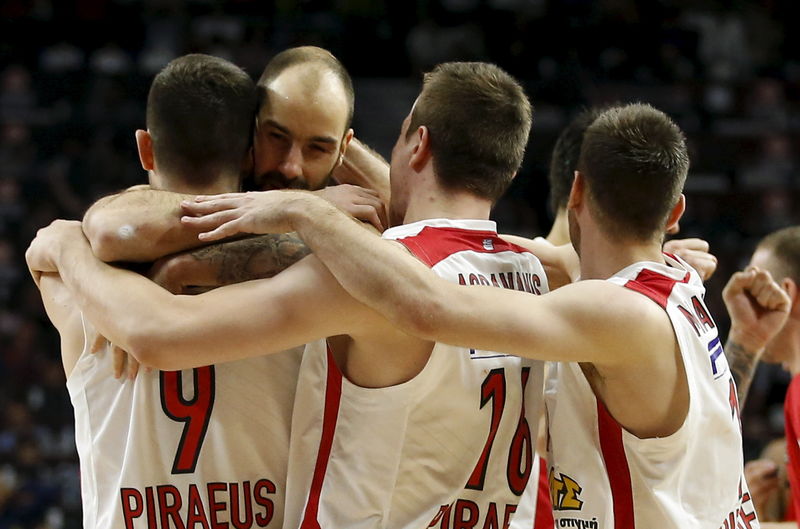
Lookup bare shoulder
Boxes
[553,280,676,365]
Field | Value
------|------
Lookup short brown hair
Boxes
[147,54,256,185]
[406,62,532,202]
[577,103,689,241]
[258,46,354,130]
[758,226,800,284]
[548,107,605,214]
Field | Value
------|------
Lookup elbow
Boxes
[394,292,445,342]
[122,309,191,371]
[125,327,173,371]
[83,217,125,262]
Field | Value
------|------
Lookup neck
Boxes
[150,170,240,195]
[578,224,665,280]
[401,180,491,225]
[546,209,570,246]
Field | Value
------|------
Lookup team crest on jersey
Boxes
[482,238,494,250]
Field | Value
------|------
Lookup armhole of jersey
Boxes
[65,311,93,386]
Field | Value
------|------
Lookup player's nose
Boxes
[278,143,303,180]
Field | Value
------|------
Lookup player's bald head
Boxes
[754,226,800,285]
[257,46,354,130]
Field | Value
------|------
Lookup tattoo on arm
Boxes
[726,339,760,410]
[190,233,311,285]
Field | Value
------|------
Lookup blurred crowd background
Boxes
[1,0,798,527]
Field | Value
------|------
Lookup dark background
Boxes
[1,1,798,527]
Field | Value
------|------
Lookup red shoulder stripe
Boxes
[623,268,690,309]
[396,226,531,267]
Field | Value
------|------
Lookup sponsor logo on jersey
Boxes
[549,469,583,511]
[483,239,494,251]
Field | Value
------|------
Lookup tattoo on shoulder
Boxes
[191,233,311,284]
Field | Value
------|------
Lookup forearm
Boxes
[288,195,435,332]
[55,233,180,356]
[173,233,311,287]
[333,138,390,202]
[83,188,206,262]
[725,336,763,409]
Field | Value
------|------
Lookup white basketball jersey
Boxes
[284,218,549,529]
[67,317,302,529]
[544,254,758,528]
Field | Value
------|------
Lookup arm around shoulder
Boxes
[83,187,205,262]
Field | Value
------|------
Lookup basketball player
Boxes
[28,62,554,528]
[174,103,759,526]
[82,46,385,379]
[541,106,717,277]
[81,46,384,280]
[31,54,304,529]
[720,228,799,527]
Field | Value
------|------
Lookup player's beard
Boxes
[247,168,334,192]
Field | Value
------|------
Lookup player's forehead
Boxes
[257,65,349,142]
[749,247,776,269]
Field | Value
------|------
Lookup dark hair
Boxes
[146,54,256,185]
[548,107,604,214]
[577,103,689,241]
[406,61,532,202]
[758,226,800,284]
[258,46,354,130]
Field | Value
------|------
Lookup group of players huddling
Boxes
[26,46,798,529]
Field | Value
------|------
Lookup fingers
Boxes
[123,348,140,380]
[664,237,710,253]
[723,267,791,312]
[196,220,244,242]
[192,192,248,203]
[672,248,717,280]
[723,269,757,301]
[113,347,126,379]
[181,197,244,216]
[181,208,240,229]
[90,334,107,354]
[749,269,791,312]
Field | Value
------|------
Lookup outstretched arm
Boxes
[722,267,791,408]
[26,220,374,371]
[84,184,386,264]
[180,191,667,366]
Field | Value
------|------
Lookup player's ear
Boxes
[783,278,799,315]
[338,128,355,166]
[136,129,154,171]
[567,170,584,210]
[409,125,431,171]
[665,194,686,234]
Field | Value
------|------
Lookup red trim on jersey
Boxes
[597,401,635,529]
[396,226,531,267]
[534,456,555,529]
[623,267,690,309]
[300,345,343,529]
